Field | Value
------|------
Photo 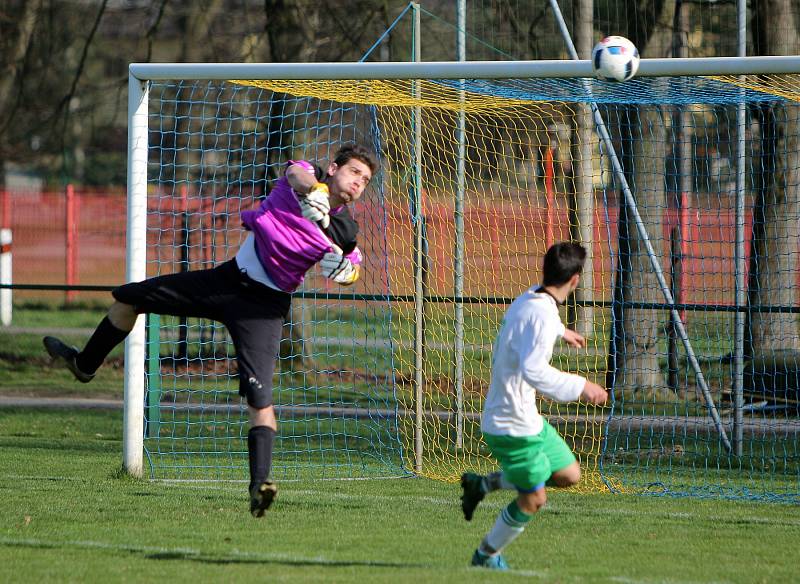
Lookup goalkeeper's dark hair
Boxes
[333,143,379,175]
[542,241,587,287]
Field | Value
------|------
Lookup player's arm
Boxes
[559,326,606,403]
[287,162,332,228]
[524,356,606,405]
[517,318,588,403]
[561,328,586,348]
[286,162,319,194]
[521,349,586,403]
[320,244,360,286]
[580,380,608,405]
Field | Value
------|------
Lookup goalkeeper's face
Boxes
[326,159,373,205]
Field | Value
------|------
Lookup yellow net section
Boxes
[232,79,536,112]
[709,74,800,103]
[236,79,612,490]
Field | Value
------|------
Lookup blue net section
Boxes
[439,76,790,105]
[144,80,405,481]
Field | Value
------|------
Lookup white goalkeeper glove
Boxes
[320,250,359,285]
[298,183,331,228]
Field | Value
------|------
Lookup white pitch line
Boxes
[575,505,800,526]
[117,482,800,526]
[0,536,556,576]
[502,568,550,578]
[154,474,411,484]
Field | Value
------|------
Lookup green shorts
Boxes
[482,420,576,492]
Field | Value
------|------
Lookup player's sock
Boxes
[75,317,129,375]
[247,425,275,491]
[483,471,515,493]
[479,500,533,556]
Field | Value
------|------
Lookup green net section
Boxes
[144,81,404,481]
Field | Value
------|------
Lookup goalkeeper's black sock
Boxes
[76,317,129,375]
[248,426,275,491]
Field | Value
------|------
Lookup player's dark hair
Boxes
[332,143,379,175]
[542,241,587,287]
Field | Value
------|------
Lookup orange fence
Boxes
[0,188,126,302]
[0,186,770,308]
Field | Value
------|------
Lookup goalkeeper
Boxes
[459,242,608,571]
[43,143,378,518]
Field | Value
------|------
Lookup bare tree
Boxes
[260,0,328,372]
[0,2,40,186]
[0,0,120,186]
[0,0,43,136]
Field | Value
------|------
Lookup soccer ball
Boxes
[591,36,640,82]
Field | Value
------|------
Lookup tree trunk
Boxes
[173,0,225,183]
[172,1,224,360]
[667,0,693,394]
[614,107,669,392]
[0,0,43,185]
[747,0,800,354]
[609,2,675,392]
[0,0,42,121]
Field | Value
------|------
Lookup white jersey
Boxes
[481,286,586,437]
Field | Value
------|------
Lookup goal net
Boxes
[126,60,800,502]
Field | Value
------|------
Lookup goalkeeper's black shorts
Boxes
[112,259,291,409]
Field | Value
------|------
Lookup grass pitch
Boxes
[1,408,798,583]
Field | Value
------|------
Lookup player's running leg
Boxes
[247,406,278,518]
[44,265,227,383]
[43,302,134,382]
[227,307,285,518]
[471,489,544,571]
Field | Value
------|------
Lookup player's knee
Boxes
[550,462,581,487]
[248,403,276,430]
[108,301,137,331]
[518,489,547,514]
[563,464,581,486]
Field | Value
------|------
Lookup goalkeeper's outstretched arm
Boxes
[286,162,319,194]
[287,162,332,229]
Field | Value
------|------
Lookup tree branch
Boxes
[55,0,109,153]
[145,0,170,63]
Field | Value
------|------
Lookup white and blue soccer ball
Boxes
[591,36,640,82]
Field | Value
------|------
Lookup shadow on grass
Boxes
[0,537,427,571]
[145,550,426,569]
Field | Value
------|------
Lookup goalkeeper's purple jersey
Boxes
[240,160,362,293]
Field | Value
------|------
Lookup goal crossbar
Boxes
[129,56,800,81]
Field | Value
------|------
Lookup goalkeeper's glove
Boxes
[320,251,359,285]
[297,183,331,228]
